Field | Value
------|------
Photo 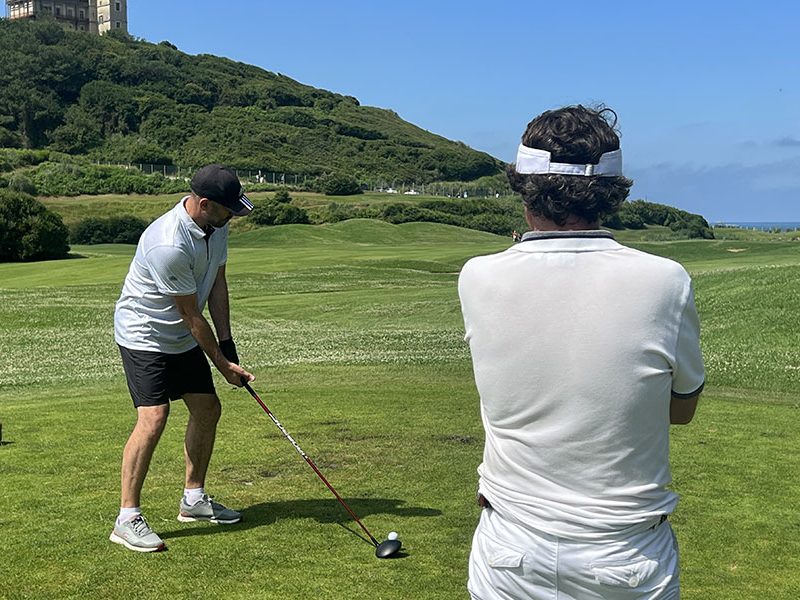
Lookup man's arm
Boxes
[670,390,701,425]
[174,292,253,387]
[671,279,704,425]
[208,264,232,342]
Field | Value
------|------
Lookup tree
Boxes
[49,105,103,154]
[78,80,139,137]
[273,189,292,204]
[0,190,69,261]
[21,210,70,260]
[317,173,362,196]
[70,215,147,244]
[0,82,63,148]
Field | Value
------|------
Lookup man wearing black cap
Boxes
[110,164,255,552]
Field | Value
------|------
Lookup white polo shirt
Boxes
[458,230,704,541]
[114,197,228,354]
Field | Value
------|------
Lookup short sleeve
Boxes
[145,245,197,296]
[672,283,705,397]
[219,226,228,265]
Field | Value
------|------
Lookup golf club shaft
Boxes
[242,380,379,546]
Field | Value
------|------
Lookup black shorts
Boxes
[119,345,216,407]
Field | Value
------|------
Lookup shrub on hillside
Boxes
[0,189,69,261]
[312,198,525,235]
[273,189,292,204]
[94,135,175,166]
[70,215,148,244]
[602,209,646,230]
[250,201,310,226]
[29,161,186,196]
[316,202,377,223]
[316,173,362,196]
[0,126,23,148]
[8,172,38,195]
[376,201,524,234]
[609,199,714,238]
[466,213,515,235]
[419,198,525,234]
[0,149,51,169]
[379,203,462,226]
[669,215,715,239]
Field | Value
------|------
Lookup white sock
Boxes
[117,507,141,525]
[184,487,205,505]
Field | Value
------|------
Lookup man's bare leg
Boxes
[178,393,240,524]
[182,393,222,489]
[120,404,170,508]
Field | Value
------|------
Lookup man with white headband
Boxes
[459,105,704,599]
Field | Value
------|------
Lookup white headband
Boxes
[515,144,623,176]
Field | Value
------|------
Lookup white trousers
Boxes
[468,508,679,600]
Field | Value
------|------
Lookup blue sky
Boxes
[129,1,799,222]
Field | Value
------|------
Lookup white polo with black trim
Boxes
[458,230,704,541]
[114,197,228,354]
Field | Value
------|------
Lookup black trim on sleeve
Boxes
[672,381,705,399]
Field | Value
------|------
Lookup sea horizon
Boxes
[713,221,800,231]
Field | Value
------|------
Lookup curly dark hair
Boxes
[507,105,633,226]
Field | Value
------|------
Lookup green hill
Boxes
[0,19,502,182]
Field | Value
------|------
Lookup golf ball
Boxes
[387,531,398,541]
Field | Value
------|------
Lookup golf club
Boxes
[241,378,402,559]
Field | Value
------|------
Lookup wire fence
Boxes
[96,161,513,199]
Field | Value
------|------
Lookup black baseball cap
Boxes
[190,164,254,216]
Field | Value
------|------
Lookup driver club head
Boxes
[375,538,402,559]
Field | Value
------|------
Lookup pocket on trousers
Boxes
[479,532,525,570]
[590,558,660,589]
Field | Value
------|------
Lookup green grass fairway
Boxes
[1,221,799,599]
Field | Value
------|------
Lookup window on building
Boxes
[79,9,84,19]
[11,0,34,18]
[67,7,74,17]
[99,15,104,24]
[115,2,121,11]
[43,4,52,13]
[55,5,60,16]
[115,21,120,28]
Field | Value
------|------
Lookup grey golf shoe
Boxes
[178,494,242,524]
[109,515,166,553]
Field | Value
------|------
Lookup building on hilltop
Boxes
[5,0,127,34]
[94,0,127,34]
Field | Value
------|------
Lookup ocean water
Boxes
[715,222,800,231]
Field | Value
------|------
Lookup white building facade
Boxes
[5,0,128,34]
